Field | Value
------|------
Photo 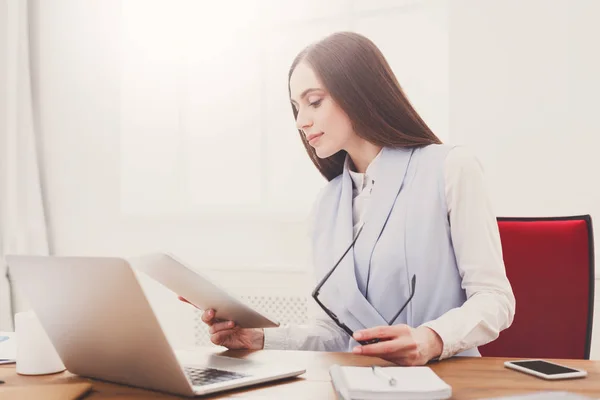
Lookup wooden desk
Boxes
[2,348,600,399]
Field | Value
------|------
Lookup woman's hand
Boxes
[178,296,264,350]
[352,325,443,366]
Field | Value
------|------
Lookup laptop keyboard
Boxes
[184,366,250,386]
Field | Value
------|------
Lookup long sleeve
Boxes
[262,290,350,351]
[421,146,516,360]
[263,198,350,351]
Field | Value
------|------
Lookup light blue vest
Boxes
[312,144,480,356]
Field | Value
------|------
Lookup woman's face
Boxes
[289,61,357,159]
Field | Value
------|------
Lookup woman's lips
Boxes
[307,132,324,144]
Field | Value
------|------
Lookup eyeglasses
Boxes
[311,223,417,346]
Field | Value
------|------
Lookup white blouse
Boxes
[263,146,516,360]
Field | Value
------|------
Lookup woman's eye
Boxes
[309,99,322,108]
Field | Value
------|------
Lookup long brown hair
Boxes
[288,32,442,181]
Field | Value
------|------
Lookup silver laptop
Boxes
[6,255,305,397]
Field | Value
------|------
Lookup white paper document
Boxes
[0,331,16,364]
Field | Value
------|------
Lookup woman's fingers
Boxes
[354,336,417,356]
[201,309,216,325]
[211,329,235,346]
[209,320,235,334]
[353,324,410,342]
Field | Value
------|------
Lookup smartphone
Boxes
[504,359,587,380]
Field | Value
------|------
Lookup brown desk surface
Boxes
[2,348,600,399]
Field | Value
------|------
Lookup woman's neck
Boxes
[347,142,382,173]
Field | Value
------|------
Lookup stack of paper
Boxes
[330,365,451,400]
[0,332,16,364]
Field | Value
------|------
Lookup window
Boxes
[120,0,449,220]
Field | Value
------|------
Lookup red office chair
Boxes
[479,215,595,359]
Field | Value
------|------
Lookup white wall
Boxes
[0,1,8,329]
[0,1,6,131]
[449,0,600,357]
[29,1,310,267]
[449,0,600,234]
[25,0,600,355]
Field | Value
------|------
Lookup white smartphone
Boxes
[504,359,587,380]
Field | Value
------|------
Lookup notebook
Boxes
[329,365,452,400]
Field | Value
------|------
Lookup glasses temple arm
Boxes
[387,274,417,325]
[311,294,355,338]
[311,224,365,298]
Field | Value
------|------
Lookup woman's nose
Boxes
[295,111,313,131]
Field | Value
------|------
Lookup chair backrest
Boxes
[479,215,595,359]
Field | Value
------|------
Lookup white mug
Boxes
[15,310,66,375]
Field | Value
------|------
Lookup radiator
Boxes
[193,295,309,347]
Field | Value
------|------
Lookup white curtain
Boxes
[0,0,49,331]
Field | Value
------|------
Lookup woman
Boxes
[181,31,515,366]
